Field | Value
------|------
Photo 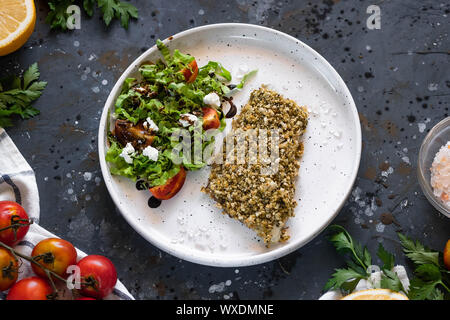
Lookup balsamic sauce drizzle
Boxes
[223,96,237,118]
[137,180,162,208]
[148,196,162,208]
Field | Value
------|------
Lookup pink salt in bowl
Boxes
[418,116,450,218]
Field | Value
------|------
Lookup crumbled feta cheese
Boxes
[143,117,159,132]
[179,113,198,127]
[203,92,221,108]
[119,143,135,164]
[142,145,159,161]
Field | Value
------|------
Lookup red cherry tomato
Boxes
[6,277,52,300]
[181,60,198,83]
[0,247,19,291]
[77,255,117,299]
[202,107,221,130]
[0,201,30,246]
[76,297,96,300]
[31,238,77,279]
[150,167,186,200]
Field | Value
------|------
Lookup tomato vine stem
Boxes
[0,220,33,233]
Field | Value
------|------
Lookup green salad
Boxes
[106,39,255,194]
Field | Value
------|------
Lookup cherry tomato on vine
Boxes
[0,247,19,291]
[77,255,117,299]
[31,238,77,279]
[6,277,52,300]
[0,201,31,246]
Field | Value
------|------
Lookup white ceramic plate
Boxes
[98,23,361,267]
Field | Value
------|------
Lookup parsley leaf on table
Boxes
[46,0,75,30]
[380,269,405,293]
[408,277,442,300]
[83,0,96,16]
[325,225,372,293]
[328,225,371,272]
[46,0,138,30]
[0,63,47,128]
[377,243,395,271]
[324,268,365,293]
[429,287,445,300]
[376,243,406,292]
[97,0,138,28]
[398,233,440,266]
[398,233,450,300]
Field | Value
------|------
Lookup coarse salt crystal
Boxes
[418,123,426,133]
[83,172,92,181]
[430,141,450,208]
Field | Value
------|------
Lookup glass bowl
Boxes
[418,116,450,218]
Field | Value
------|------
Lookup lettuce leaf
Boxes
[106,40,254,187]
[236,69,258,89]
[199,61,232,81]
[106,140,180,186]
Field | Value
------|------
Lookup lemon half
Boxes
[341,289,409,300]
[0,0,36,56]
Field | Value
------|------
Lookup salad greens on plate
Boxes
[106,39,255,198]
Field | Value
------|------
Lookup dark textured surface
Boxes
[1,0,449,300]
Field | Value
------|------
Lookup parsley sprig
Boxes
[0,63,47,128]
[324,225,398,293]
[46,0,138,30]
[324,225,369,292]
[325,225,450,300]
[398,233,450,300]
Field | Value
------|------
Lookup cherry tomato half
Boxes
[31,238,77,279]
[149,167,186,200]
[77,255,117,299]
[6,277,52,300]
[202,107,221,130]
[0,201,30,246]
[181,60,198,83]
[0,247,18,291]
